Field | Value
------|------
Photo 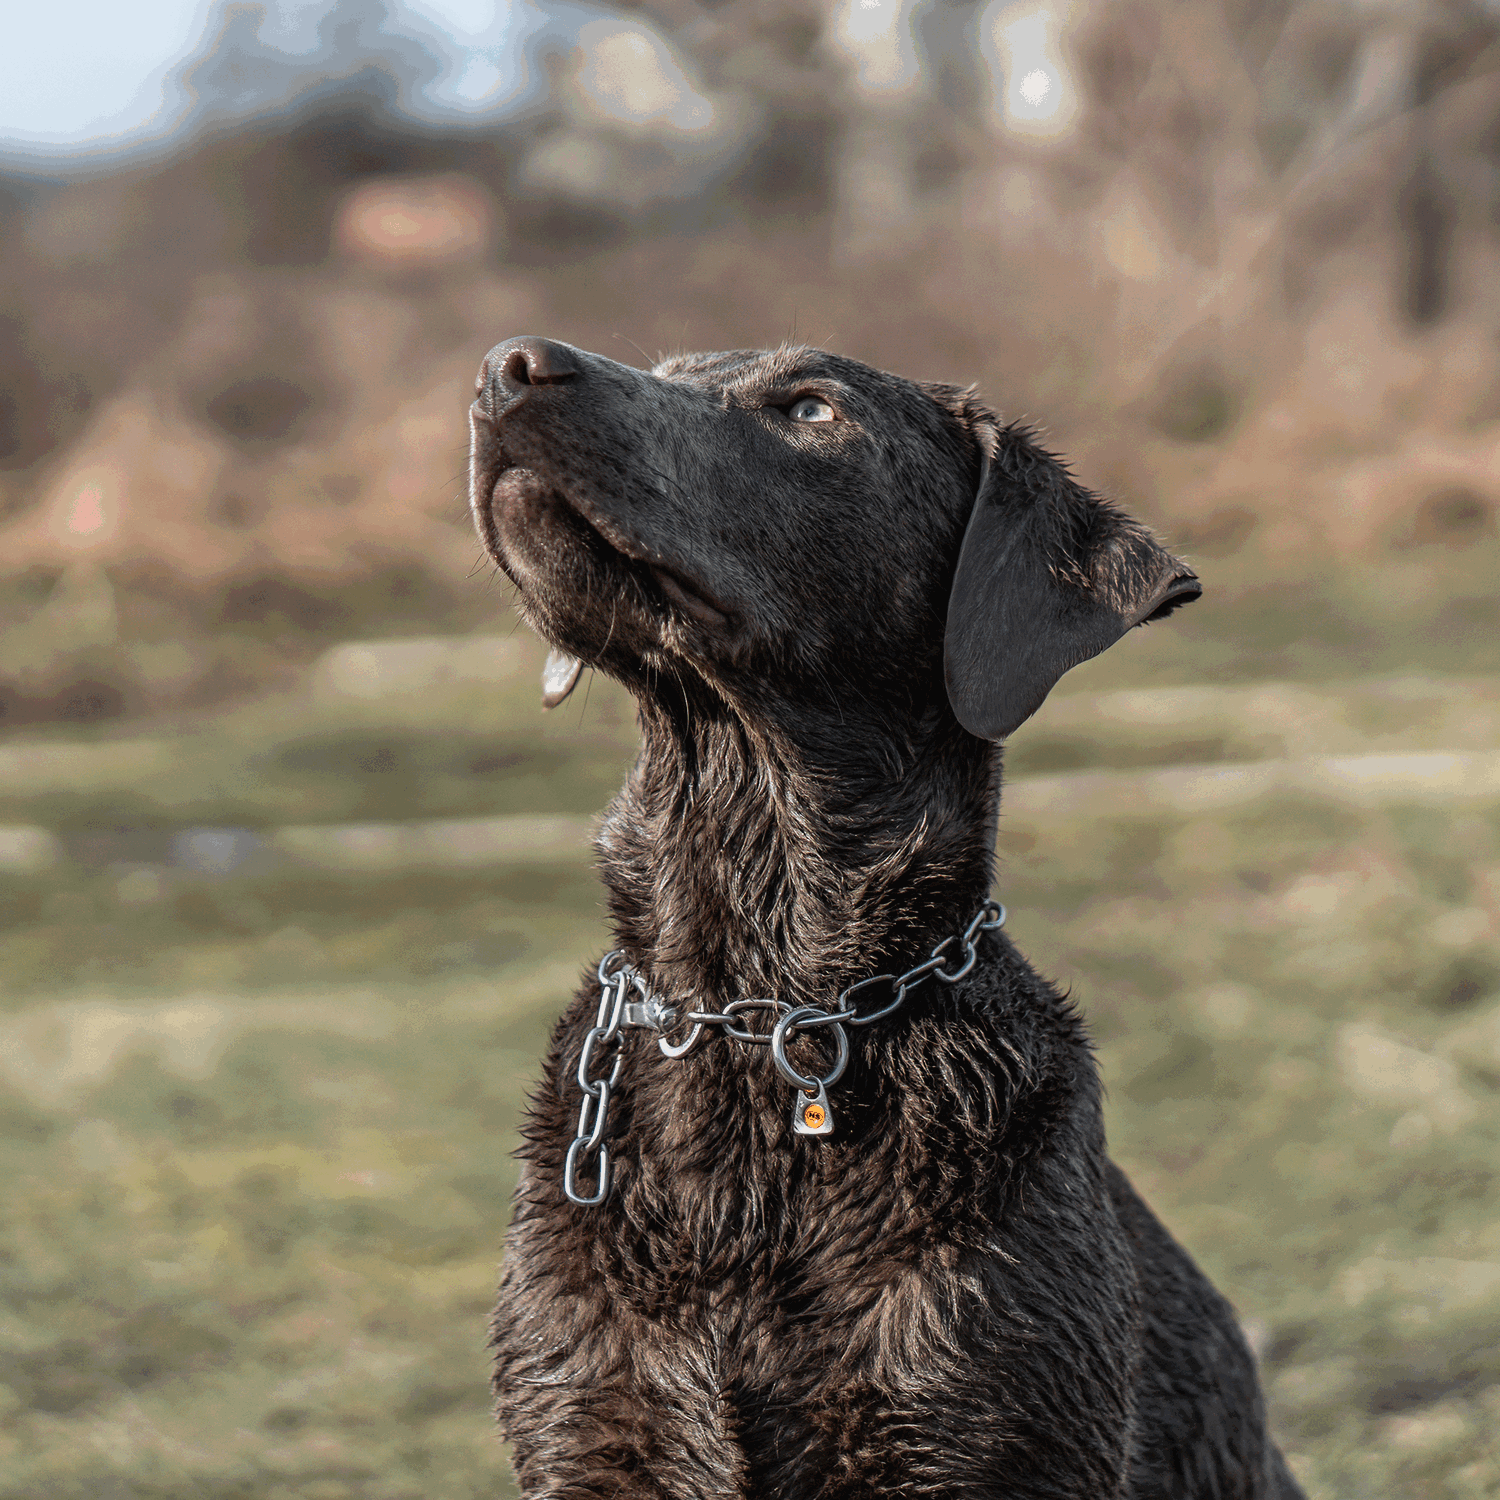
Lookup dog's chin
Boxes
[487,466,554,548]
[483,468,597,604]
[488,468,735,641]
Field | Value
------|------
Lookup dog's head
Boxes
[469,339,1198,740]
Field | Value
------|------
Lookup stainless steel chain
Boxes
[563,900,1006,1206]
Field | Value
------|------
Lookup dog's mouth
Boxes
[488,465,730,622]
[479,456,734,703]
[645,561,730,629]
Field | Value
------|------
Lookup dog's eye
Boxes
[787,396,836,423]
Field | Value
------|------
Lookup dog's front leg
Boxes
[493,1238,746,1498]
[495,1331,747,1498]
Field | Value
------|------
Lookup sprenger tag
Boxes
[792,1082,834,1137]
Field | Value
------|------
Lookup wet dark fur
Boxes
[468,339,1304,1499]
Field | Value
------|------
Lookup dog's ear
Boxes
[942,425,1201,741]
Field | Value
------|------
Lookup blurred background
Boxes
[2,0,1499,1494]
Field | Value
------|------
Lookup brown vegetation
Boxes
[1,0,1497,726]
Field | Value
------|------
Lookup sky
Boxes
[0,0,1075,161]
[0,0,534,154]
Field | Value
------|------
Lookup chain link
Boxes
[562,900,1006,1206]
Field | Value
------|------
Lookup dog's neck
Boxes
[594,689,999,1011]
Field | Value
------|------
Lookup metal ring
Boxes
[597,950,628,985]
[581,1080,610,1147]
[791,1006,854,1029]
[575,1082,610,1149]
[973,901,1006,934]
[721,997,786,1044]
[963,904,997,944]
[770,1006,849,1091]
[723,997,785,1016]
[849,983,908,1028]
[836,972,897,1027]
[658,1022,705,1059]
[576,1028,624,1096]
[576,1029,604,1095]
[564,1138,610,1207]
[892,954,947,990]
[596,972,630,1037]
[931,936,977,985]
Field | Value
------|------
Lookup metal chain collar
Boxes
[564,900,1006,1207]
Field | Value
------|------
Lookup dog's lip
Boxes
[647,562,731,628]
[488,465,735,629]
[1133,569,1203,625]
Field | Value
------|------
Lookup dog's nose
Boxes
[477,337,582,414]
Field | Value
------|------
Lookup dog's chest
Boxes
[592,1194,1134,1499]
[612,1213,1009,1494]
[596,1109,1078,1486]
[496,1029,1144,1498]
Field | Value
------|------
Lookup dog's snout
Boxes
[481,337,582,408]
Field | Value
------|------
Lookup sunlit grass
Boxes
[2,628,1499,1496]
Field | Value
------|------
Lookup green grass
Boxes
[0,863,603,1003]
[0,977,558,1500]
[998,789,1500,1497]
[3,622,1500,1495]
[0,659,639,833]
[2,665,1497,835]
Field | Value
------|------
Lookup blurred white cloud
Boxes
[572,19,715,133]
[980,0,1079,139]
[830,0,923,96]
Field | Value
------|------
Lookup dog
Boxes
[468,337,1305,1499]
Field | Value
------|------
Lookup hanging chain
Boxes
[564,900,1006,1207]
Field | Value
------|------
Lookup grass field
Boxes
[2,595,1499,1499]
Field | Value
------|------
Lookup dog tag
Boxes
[792,1083,834,1137]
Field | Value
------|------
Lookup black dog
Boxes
[468,339,1304,1499]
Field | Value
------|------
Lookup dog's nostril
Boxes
[503,349,534,388]
[479,337,582,414]
[492,337,582,394]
